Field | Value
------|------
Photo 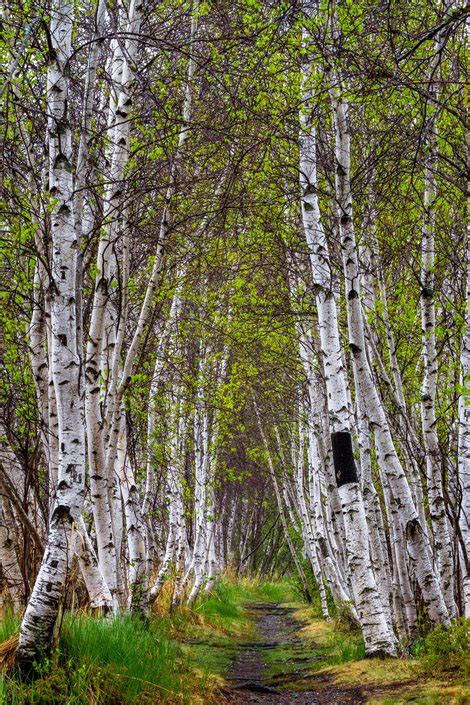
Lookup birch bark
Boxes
[458,234,470,616]
[17,0,86,663]
[300,6,396,654]
[84,0,143,607]
[254,402,312,602]
[419,71,456,616]
[329,77,448,626]
[150,396,185,601]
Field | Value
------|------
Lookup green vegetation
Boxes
[196,576,298,612]
[0,613,211,704]
[0,578,296,703]
[1,581,468,704]
[183,577,298,678]
[0,615,20,644]
[296,614,469,704]
[412,619,469,677]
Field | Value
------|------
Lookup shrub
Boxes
[414,618,469,676]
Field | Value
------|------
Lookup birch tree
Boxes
[16,0,86,664]
[299,1,397,655]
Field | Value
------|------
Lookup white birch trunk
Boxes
[116,414,148,611]
[299,10,396,653]
[329,74,448,627]
[142,312,173,571]
[254,401,312,602]
[84,0,142,608]
[294,421,329,617]
[17,0,86,663]
[420,77,456,616]
[150,398,185,601]
[74,519,113,612]
[458,232,470,616]
[187,388,211,606]
[355,390,393,624]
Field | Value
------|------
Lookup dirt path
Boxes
[222,602,364,704]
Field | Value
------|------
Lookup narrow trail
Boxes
[222,602,365,704]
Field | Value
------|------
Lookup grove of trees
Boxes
[0,0,468,669]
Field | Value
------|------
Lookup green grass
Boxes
[1,583,468,704]
[195,582,246,626]
[61,614,196,702]
[188,576,363,683]
[261,616,365,687]
[1,613,211,704]
[0,577,298,703]
[326,629,365,664]
[0,614,20,643]
[190,577,298,636]
[205,576,297,605]
[181,577,300,679]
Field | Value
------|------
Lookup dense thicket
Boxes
[0,0,467,664]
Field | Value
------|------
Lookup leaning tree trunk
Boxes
[329,76,449,626]
[299,4,396,656]
[16,0,86,665]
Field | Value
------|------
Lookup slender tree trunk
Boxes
[419,72,456,617]
[84,0,142,608]
[74,519,113,612]
[16,0,86,664]
[150,396,183,601]
[299,10,396,653]
[116,414,148,612]
[254,401,312,602]
[458,234,470,616]
[329,74,448,627]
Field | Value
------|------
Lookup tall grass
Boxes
[0,613,20,643]
[326,628,366,664]
[1,613,210,704]
[0,575,306,703]
[62,614,194,702]
[191,577,298,630]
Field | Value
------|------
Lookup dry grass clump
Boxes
[0,632,19,671]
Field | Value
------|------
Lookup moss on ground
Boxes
[289,610,470,705]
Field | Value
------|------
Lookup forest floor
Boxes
[181,581,469,705]
[222,601,364,703]
[217,601,465,704]
[0,579,468,704]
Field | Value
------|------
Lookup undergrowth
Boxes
[325,625,366,665]
[0,576,297,704]
[411,618,469,676]
[0,613,212,704]
[0,616,20,645]
[2,579,466,704]
[180,577,298,677]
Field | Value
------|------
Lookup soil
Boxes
[220,602,367,704]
